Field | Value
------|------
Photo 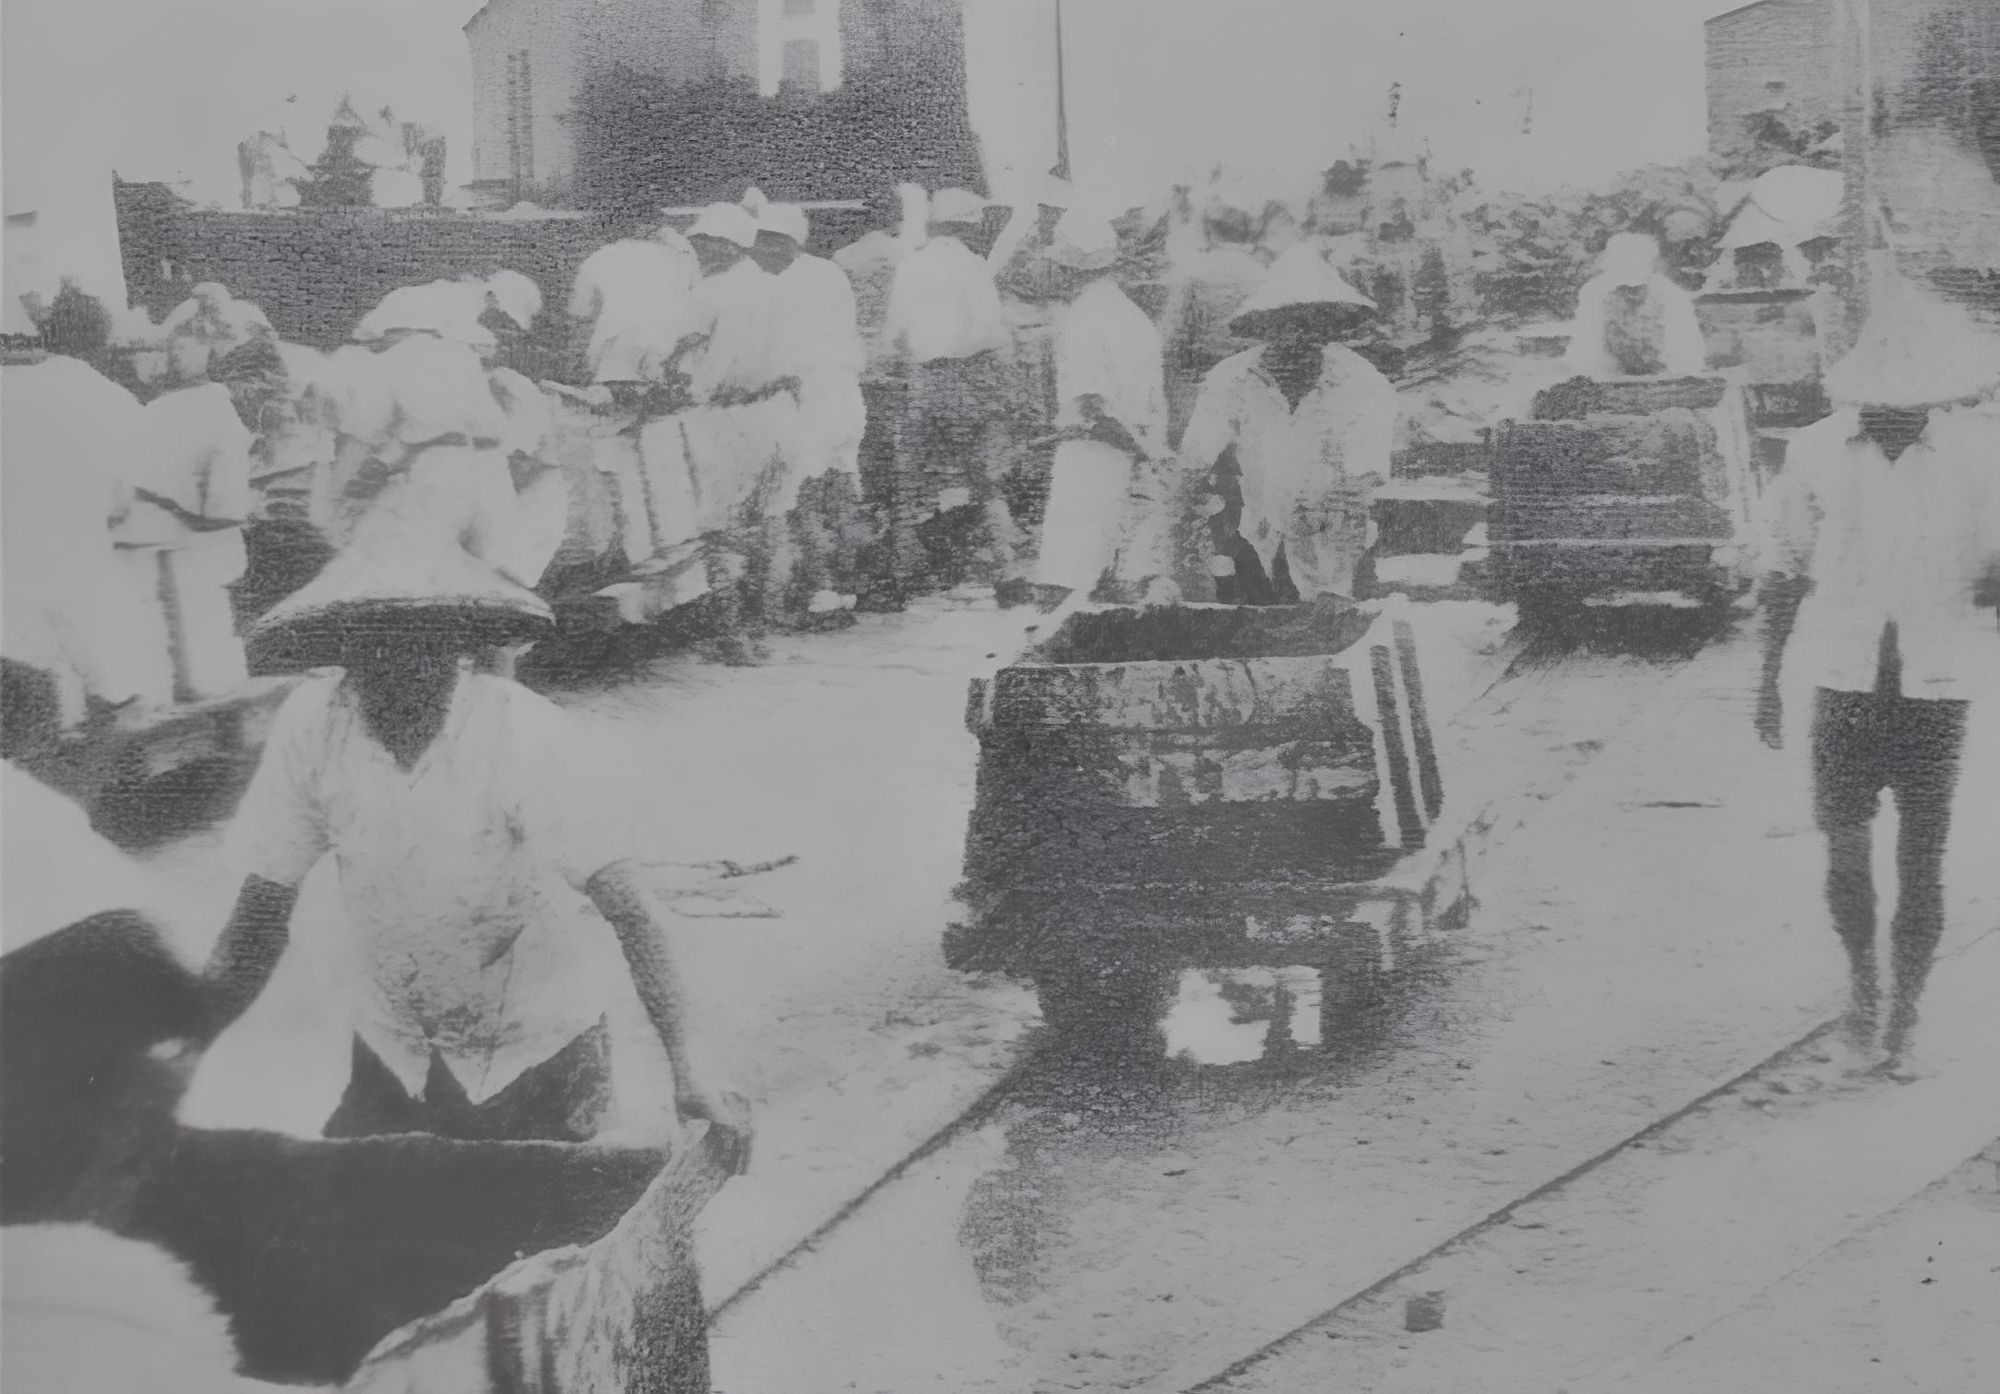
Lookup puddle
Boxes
[1162,968,1335,1065]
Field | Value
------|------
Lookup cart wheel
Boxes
[1032,953,1179,1053]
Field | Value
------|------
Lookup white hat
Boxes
[1824,261,2000,408]
[352,281,494,351]
[1599,232,1662,288]
[754,201,810,244]
[929,188,987,227]
[1046,208,1119,272]
[484,270,542,331]
[687,202,759,249]
[1229,242,1375,336]
[247,492,554,671]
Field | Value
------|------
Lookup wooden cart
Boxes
[1488,375,1760,626]
[0,915,729,1394]
[946,603,1477,1050]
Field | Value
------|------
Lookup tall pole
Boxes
[1051,0,1072,182]
[1834,0,1873,357]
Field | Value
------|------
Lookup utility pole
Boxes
[1833,0,1873,355]
[1051,0,1072,182]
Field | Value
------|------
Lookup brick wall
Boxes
[116,185,629,350]
[1706,0,1839,154]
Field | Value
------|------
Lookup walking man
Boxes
[1756,271,2000,1072]
[199,509,754,1158]
[1032,207,1171,614]
[884,187,1022,600]
[749,194,868,615]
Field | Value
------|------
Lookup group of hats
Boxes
[684,187,812,250]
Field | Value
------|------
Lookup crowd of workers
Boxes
[3,175,1438,736]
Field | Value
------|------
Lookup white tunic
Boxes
[682,261,796,527]
[1,357,156,720]
[1764,407,2000,702]
[1035,280,1168,590]
[1566,272,1707,380]
[885,235,1009,364]
[1181,343,1396,598]
[229,673,638,1102]
[569,239,705,385]
[772,253,866,480]
[120,384,255,700]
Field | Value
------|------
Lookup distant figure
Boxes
[1756,269,2000,1074]
[679,202,795,658]
[750,195,867,616]
[883,187,1021,600]
[1,352,154,737]
[1033,208,1170,613]
[1567,232,1706,379]
[565,224,709,580]
[833,183,926,572]
[123,330,269,703]
[1179,243,1393,604]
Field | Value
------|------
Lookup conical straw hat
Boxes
[247,499,553,671]
[1229,242,1375,338]
[1824,259,2000,408]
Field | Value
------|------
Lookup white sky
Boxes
[4,0,1727,211]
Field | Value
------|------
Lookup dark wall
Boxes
[573,0,984,212]
[115,182,632,350]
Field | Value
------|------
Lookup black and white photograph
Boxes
[3,1,1999,1390]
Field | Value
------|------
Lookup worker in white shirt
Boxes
[1179,243,1394,605]
[1755,267,2000,1075]
[1,347,157,741]
[679,202,798,659]
[748,195,867,617]
[1033,208,1171,613]
[208,516,754,1161]
[1567,231,1707,380]
[987,175,1076,610]
[833,185,926,604]
[883,187,1021,602]
[120,332,273,703]
[563,225,709,582]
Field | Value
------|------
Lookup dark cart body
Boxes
[1489,375,1761,621]
[0,916,709,1392]
[947,604,1477,1042]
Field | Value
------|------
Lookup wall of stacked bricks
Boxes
[115,184,625,354]
[1703,0,1840,155]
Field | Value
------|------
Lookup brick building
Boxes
[1704,0,1840,155]
[464,0,981,209]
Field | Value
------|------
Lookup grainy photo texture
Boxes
[3,2,1999,1390]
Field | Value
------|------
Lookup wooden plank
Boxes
[1530,375,1731,419]
[1494,415,1721,497]
[985,657,1365,731]
[1394,620,1444,821]
[1371,644,1424,849]
[1488,493,1735,543]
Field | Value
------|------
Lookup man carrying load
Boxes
[1178,243,1394,605]
[198,505,754,1158]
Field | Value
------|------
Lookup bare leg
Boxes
[1823,823,1879,1049]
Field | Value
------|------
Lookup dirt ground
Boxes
[130,596,2000,1391]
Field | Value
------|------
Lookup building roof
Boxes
[1706,0,1828,28]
